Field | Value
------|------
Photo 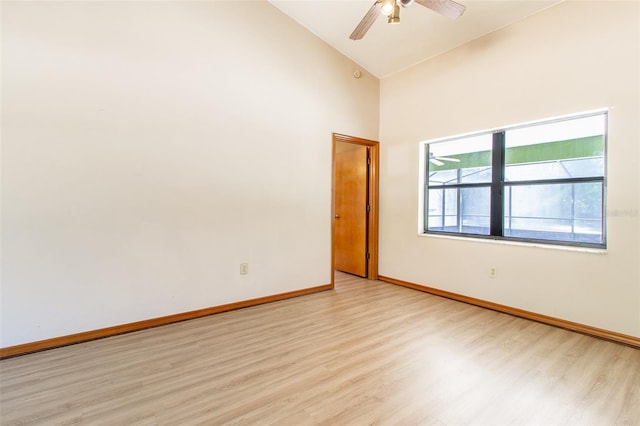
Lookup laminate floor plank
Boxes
[1,272,639,425]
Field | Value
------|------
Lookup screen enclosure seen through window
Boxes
[422,111,607,248]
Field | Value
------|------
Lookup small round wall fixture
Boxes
[353,70,362,79]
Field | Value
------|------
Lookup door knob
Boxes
[335,215,340,219]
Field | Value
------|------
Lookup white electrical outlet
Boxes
[489,267,497,278]
[240,263,249,275]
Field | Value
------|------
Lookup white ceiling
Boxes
[269,0,564,78]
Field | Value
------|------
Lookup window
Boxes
[423,111,607,248]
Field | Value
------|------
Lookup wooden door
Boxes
[334,145,368,277]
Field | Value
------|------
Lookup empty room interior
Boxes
[1,0,639,424]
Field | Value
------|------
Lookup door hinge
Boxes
[366,205,370,213]
[367,157,371,165]
[366,252,370,260]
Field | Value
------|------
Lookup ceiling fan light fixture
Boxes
[388,4,400,23]
[399,0,414,7]
[380,0,395,16]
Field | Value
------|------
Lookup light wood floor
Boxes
[1,272,639,425]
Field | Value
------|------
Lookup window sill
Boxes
[417,232,608,254]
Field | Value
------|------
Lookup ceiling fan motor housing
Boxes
[400,0,415,7]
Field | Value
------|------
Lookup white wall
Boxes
[379,1,640,337]
[0,1,379,347]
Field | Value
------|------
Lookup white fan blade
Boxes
[430,158,444,166]
[438,156,460,162]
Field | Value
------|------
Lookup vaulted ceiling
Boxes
[269,0,564,78]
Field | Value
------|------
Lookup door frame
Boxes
[332,133,379,285]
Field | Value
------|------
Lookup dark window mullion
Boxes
[490,132,505,236]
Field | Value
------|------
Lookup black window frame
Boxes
[423,112,607,249]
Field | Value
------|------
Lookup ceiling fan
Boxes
[350,0,466,40]
[429,152,460,166]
